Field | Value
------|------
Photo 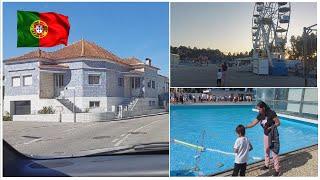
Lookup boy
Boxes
[217,69,222,87]
[232,124,253,176]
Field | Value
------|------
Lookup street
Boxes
[3,114,168,157]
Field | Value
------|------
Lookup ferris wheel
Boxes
[252,2,291,64]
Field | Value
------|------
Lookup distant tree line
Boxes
[171,33,317,63]
[170,46,253,64]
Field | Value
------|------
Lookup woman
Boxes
[245,101,281,176]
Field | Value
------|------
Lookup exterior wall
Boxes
[39,72,54,98]
[64,96,129,112]
[4,61,39,96]
[4,58,168,115]
[3,95,72,115]
[157,75,169,95]
[143,67,160,98]
[61,60,129,98]
[13,112,116,122]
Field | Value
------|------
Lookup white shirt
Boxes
[217,72,222,79]
[234,136,251,164]
[260,116,267,126]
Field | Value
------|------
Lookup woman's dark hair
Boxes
[236,125,245,136]
[256,101,270,111]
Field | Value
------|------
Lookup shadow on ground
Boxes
[258,151,313,176]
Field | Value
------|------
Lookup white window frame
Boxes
[12,76,21,87]
[23,75,32,86]
[88,74,101,85]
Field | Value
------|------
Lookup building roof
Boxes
[7,49,52,62]
[6,39,127,66]
[6,39,162,72]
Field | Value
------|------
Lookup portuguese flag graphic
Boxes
[17,11,70,47]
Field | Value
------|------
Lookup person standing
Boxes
[221,62,228,86]
[245,101,281,176]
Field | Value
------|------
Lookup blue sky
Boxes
[171,2,317,54]
[3,2,169,76]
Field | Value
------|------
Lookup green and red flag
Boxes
[17,11,70,47]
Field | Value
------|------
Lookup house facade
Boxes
[4,39,169,115]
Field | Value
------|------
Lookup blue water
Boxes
[170,105,318,176]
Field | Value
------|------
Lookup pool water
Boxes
[170,105,318,176]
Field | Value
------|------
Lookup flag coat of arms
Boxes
[17,11,70,47]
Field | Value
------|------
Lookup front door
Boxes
[54,74,65,97]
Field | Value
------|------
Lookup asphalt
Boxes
[171,64,316,87]
[3,114,169,157]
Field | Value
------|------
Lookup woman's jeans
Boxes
[264,135,280,172]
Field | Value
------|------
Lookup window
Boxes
[55,74,64,88]
[135,77,140,89]
[149,101,155,106]
[131,77,134,89]
[89,74,100,85]
[152,81,155,89]
[131,77,141,89]
[118,78,124,87]
[12,76,20,87]
[89,101,100,108]
[23,75,32,86]
[147,80,151,88]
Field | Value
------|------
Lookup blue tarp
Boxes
[270,59,288,76]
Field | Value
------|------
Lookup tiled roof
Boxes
[6,39,161,71]
[7,39,127,65]
[7,49,52,61]
[51,40,125,65]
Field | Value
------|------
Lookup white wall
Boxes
[13,112,116,122]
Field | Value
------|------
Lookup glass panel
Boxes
[288,89,302,101]
[89,75,100,85]
[23,75,32,86]
[304,89,317,102]
[12,76,20,87]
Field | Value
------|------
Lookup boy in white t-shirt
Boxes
[232,124,253,176]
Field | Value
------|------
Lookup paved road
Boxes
[3,114,168,157]
[171,64,316,87]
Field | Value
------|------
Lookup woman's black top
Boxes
[256,109,277,135]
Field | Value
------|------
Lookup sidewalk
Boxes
[213,145,318,177]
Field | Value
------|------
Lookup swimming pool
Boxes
[170,105,318,176]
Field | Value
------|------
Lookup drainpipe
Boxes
[73,89,76,123]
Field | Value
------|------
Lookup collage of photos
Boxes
[0,0,319,178]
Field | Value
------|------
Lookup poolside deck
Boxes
[212,144,318,177]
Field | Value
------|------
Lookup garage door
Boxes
[14,101,31,115]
